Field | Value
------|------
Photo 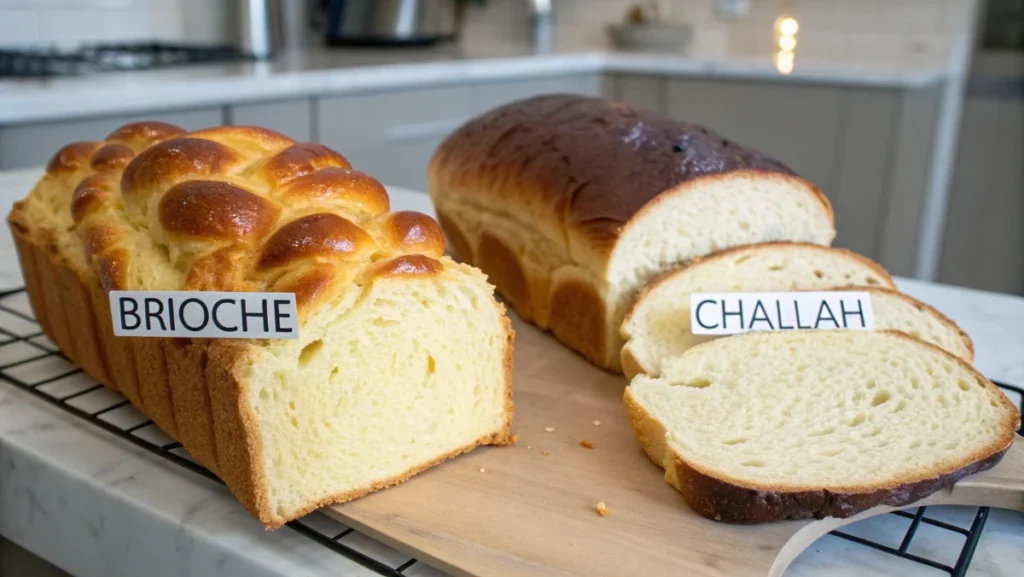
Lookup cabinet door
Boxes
[609,74,667,114]
[317,85,471,191]
[469,74,601,115]
[666,78,842,192]
[229,99,312,142]
[0,107,224,170]
[939,94,1024,294]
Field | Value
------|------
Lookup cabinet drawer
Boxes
[0,107,224,170]
[469,74,601,115]
[316,85,472,191]
[229,98,312,142]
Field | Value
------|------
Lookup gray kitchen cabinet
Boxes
[316,85,472,191]
[606,74,667,114]
[666,78,843,191]
[228,98,313,142]
[938,92,1024,295]
[0,107,225,170]
[468,74,601,115]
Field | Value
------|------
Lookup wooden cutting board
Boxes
[326,315,1024,577]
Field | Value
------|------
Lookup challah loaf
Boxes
[620,242,974,378]
[7,122,514,528]
[429,94,835,371]
[624,330,1019,524]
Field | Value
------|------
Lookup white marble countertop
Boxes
[0,34,961,126]
[0,167,1021,577]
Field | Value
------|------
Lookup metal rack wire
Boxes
[0,287,1020,577]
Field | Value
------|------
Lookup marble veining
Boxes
[0,172,1021,576]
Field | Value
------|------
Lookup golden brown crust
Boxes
[476,232,535,322]
[547,277,607,369]
[623,330,1019,524]
[257,213,377,271]
[435,209,474,263]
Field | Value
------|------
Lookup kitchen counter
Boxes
[0,166,1021,576]
[0,33,965,126]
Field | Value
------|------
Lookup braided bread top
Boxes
[29,121,446,314]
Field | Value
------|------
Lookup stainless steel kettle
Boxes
[325,0,460,46]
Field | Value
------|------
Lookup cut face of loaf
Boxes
[7,121,514,528]
[624,330,1020,524]
[621,242,974,378]
[429,94,835,371]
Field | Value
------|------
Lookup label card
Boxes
[109,291,299,339]
[690,291,875,336]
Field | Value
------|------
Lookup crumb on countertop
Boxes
[596,501,609,516]
[579,440,595,449]
[592,420,601,426]
[541,450,551,456]
[510,434,519,443]
[544,427,555,433]
[526,445,532,450]
[479,468,486,473]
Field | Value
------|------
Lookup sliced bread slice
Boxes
[624,330,1020,524]
[619,242,970,378]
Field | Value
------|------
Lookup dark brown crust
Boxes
[548,277,606,369]
[672,447,1009,524]
[623,330,1020,524]
[430,94,825,249]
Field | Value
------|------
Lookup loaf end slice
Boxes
[230,257,514,528]
[624,330,1019,524]
[620,242,969,379]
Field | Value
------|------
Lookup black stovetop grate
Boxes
[0,287,1020,577]
[0,42,252,79]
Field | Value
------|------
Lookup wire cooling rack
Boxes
[0,287,1021,577]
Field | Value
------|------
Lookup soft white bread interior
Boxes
[620,242,974,378]
[624,330,1019,523]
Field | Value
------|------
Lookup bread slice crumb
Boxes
[592,420,601,426]
[579,440,595,449]
[479,468,486,473]
[526,445,532,450]
[510,434,519,443]
[541,450,551,456]
[596,501,609,516]
[544,427,555,433]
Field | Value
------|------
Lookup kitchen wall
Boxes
[461,0,977,61]
[0,0,977,57]
[0,0,232,47]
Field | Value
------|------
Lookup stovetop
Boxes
[0,42,253,79]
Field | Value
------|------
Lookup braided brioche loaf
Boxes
[7,122,514,528]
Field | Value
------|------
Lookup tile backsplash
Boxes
[0,0,233,47]
[0,0,977,57]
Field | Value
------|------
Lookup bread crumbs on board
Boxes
[544,427,555,432]
[592,420,601,426]
[541,450,551,456]
[479,468,486,473]
[579,440,595,449]
[596,501,609,516]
